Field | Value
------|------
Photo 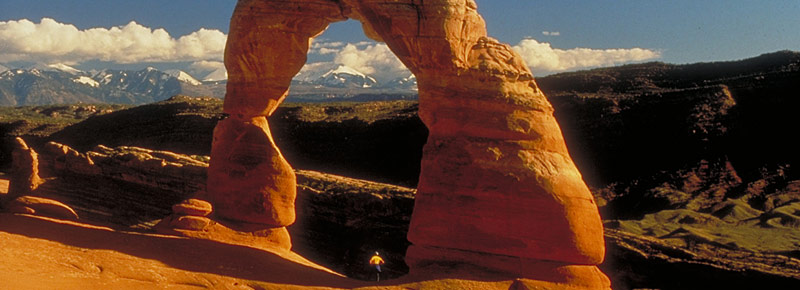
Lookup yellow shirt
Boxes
[369,255,385,265]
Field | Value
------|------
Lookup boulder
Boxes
[7,195,79,220]
[172,198,213,217]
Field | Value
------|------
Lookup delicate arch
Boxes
[207,0,609,287]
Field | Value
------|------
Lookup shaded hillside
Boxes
[271,102,427,186]
[3,97,428,187]
[533,51,800,222]
[0,103,129,170]
[537,50,800,96]
[539,51,800,185]
[47,96,223,157]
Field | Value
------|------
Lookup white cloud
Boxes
[0,18,659,80]
[512,38,661,75]
[0,18,225,64]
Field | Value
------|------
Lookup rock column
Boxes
[206,0,343,247]
[345,0,610,287]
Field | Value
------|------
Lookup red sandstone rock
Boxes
[171,215,211,231]
[172,198,213,217]
[7,205,35,215]
[41,141,100,176]
[217,0,608,287]
[207,117,296,227]
[7,196,79,220]
[7,138,43,198]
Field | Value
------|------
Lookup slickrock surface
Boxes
[216,0,607,287]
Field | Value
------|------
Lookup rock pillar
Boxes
[6,137,43,201]
[206,0,343,245]
[345,0,610,287]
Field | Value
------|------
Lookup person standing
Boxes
[369,252,385,281]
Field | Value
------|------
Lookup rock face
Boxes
[217,0,608,287]
[2,138,80,221]
[7,137,43,197]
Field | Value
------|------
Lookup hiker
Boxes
[369,252,385,281]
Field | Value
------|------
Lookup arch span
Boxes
[207,1,610,288]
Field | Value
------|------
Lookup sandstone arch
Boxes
[208,0,610,288]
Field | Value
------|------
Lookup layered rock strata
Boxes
[216,0,608,287]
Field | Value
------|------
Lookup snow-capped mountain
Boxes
[0,62,419,106]
[23,63,85,75]
[73,76,100,88]
[384,74,417,91]
[165,69,202,86]
[0,66,102,105]
[0,65,221,106]
[295,64,377,88]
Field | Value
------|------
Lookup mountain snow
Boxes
[320,65,369,79]
[23,63,83,75]
[0,63,418,106]
[295,63,377,88]
[165,69,202,86]
[47,63,82,75]
[294,62,341,82]
[385,74,417,90]
[73,76,100,87]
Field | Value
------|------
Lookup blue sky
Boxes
[1,0,799,79]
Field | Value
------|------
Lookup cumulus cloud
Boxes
[0,18,226,64]
[513,38,661,75]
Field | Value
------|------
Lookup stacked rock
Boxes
[167,198,213,231]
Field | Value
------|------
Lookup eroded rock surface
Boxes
[7,137,43,198]
[216,0,608,287]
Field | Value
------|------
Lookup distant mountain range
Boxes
[2,50,798,106]
[0,63,417,106]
